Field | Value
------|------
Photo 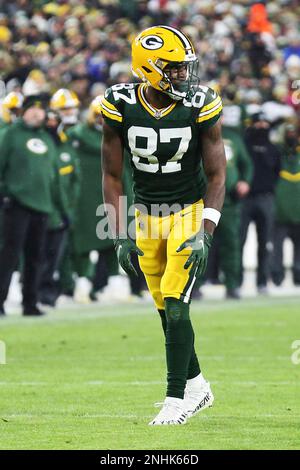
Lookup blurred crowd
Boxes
[0,0,300,116]
[0,0,300,315]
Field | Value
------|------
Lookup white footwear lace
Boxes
[183,381,214,417]
[149,398,188,426]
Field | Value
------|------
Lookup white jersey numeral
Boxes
[160,127,192,173]
[128,127,159,173]
[111,83,136,104]
[128,126,192,174]
[183,87,208,108]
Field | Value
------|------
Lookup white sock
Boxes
[186,373,206,389]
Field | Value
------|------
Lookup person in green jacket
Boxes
[0,92,24,251]
[206,124,253,299]
[271,124,300,286]
[38,109,81,306]
[0,94,57,316]
[67,96,117,298]
[48,88,81,299]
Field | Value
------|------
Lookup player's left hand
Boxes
[176,231,213,278]
[114,236,144,277]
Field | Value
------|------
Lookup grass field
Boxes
[0,296,299,450]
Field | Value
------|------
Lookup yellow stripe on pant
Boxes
[135,199,204,310]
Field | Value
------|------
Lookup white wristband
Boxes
[203,208,221,226]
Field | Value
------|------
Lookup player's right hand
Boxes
[176,231,213,279]
[114,237,144,277]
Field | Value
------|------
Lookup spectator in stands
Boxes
[68,96,116,302]
[206,123,253,299]
[39,107,80,307]
[0,0,299,306]
[49,88,81,300]
[271,124,300,286]
[240,112,281,293]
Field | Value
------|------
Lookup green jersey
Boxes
[101,82,222,209]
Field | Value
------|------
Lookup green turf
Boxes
[0,297,299,450]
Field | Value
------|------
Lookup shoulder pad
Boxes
[101,86,124,125]
[196,86,222,126]
[101,83,138,126]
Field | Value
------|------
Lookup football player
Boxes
[100,26,226,425]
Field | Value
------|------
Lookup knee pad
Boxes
[165,297,189,323]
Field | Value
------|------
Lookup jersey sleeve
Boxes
[196,87,223,129]
[100,87,124,129]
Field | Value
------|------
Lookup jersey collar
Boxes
[137,84,177,120]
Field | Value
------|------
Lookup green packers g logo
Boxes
[26,138,48,154]
[141,35,164,50]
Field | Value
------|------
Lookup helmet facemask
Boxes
[157,59,200,101]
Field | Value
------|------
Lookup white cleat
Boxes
[149,397,188,426]
[183,380,214,418]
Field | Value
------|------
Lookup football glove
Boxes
[176,231,213,279]
[114,236,144,277]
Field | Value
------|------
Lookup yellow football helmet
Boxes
[87,95,104,125]
[3,91,24,110]
[2,92,24,122]
[132,25,200,100]
[50,89,80,125]
[89,95,103,114]
[50,88,80,110]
